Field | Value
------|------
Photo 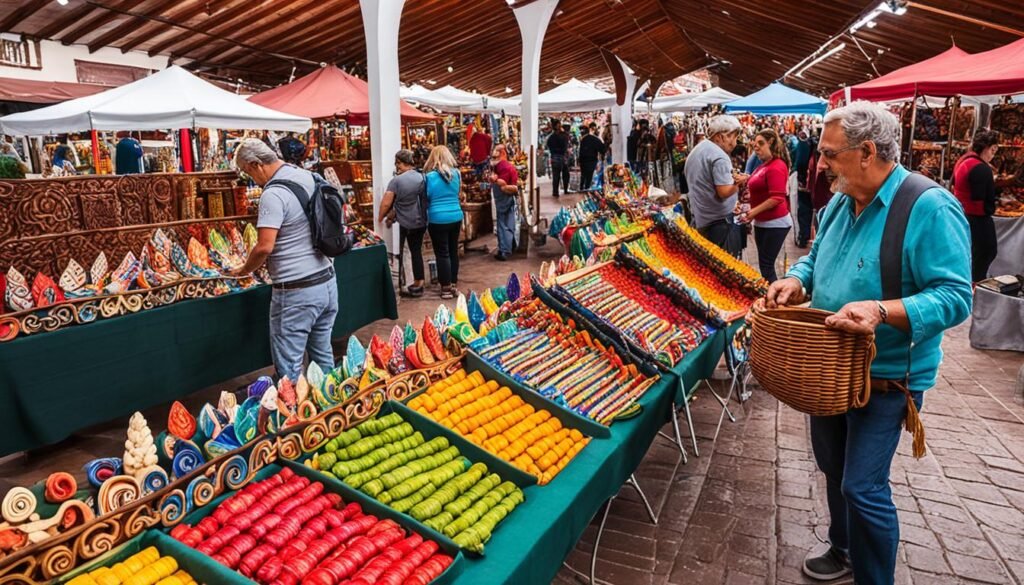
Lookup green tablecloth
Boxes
[450,327,726,585]
[0,245,397,456]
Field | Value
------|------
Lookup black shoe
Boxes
[803,546,851,581]
[406,285,424,298]
[494,253,507,262]
[796,239,809,249]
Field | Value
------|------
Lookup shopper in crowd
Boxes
[228,138,338,382]
[744,151,762,175]
[738,129,793,282]
[277,135,308,167]
[807,137,836,234]
[768,101,971,585]
[0,141,29,179]
[636,119,657,181]
[626,119,640,169]
[600,123,613,164]
[794,130,814,247]
[683,114,748,257]
[547,120,570,198]
[378,149,428,298]
[423,146,464,299]
[469,124,493,176]
[577,125,605,191]
[114,132,144,175]
[489,144,519,261]
[52,145,77,176]
[952,130,1001,282]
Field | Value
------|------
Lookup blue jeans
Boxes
[269,276,338,381]
[810,390,924,585]
[493,190,517,256]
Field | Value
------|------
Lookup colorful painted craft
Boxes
[471,297,658,424]
[551,262,711,367]
[310,411,524,553]
[66,546,197,585]
[30,272,64,307]
[409,369,590,485]
[170,467,454,581]
[4,267,32,312]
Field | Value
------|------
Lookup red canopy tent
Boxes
[831,46,973,104]
[834,39,1024,103]
[249,65,434,124]
[920,38,1024,98]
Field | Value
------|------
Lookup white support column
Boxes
[611,57,638,166]
[513,0,558,158]
[360,0,405,252]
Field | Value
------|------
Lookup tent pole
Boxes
[90,129,101,174]
[907,91,919,170]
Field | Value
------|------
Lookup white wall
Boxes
[0,36,168,83]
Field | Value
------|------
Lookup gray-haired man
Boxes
[683,114,749,256]
[227,138,338,381]
[767,101,971,584]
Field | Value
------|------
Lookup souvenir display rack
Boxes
[990,103,1024,217]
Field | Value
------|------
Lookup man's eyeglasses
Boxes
[818,144,862,160]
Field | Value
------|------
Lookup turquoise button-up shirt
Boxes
[786,165,972,391]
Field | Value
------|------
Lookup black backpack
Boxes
[267,171,354,257]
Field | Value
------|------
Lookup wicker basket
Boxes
[749,307,876,416]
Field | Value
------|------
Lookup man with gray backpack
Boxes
[228,138,350,382]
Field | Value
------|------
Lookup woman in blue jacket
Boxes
[423,146,464,299]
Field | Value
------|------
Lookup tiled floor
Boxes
[3,185,1022,585]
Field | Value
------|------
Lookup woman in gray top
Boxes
[378,149,428,297]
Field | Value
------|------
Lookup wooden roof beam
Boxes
[118,0,239,53]
[60,0,148,46]
[147,0,275,56]
[0,0,51,33]
[32,1,95,39]
[86,0,182,53]
[226,5,364,69]
[179,0,341,65]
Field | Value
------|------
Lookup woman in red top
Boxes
[952,130,1000,281]
[738,129,793,282]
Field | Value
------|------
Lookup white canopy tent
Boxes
[649,87,742,113]
[400,84,520,115]
[536,78,616,113]
[0,65,311,135]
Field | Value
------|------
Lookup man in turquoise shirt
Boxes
[767,101,971,585]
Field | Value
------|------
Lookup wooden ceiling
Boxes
[2,0,1022,97]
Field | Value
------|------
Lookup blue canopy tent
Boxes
[724,83,827,116]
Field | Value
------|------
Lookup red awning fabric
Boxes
[0,77,109,104]
[249,65,434,124]
[920,38,1024,98]
[834,40,1024,103]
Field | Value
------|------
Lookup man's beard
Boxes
[828,172,849,193]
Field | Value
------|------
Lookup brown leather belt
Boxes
[272,267,334,290]
[871,378,907,393]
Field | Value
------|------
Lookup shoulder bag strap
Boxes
[879,171,939,301]
[266,179,311,214]
[878,170,938,459]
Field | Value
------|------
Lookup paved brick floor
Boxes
[3,186,1021,585]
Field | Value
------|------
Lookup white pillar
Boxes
[610,57,638,165]
[513,0,558,158]
[360,0,405,252]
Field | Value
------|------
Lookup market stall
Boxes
[0,170,396,456]
[724,82,827,116]
[0,161,760,585]
[249,65,436,226]
[0,68,401,456]
[537,78,616,113]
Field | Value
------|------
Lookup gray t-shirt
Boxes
[257,164,331,283]
[684,139,736,228]
[385,169,427,230]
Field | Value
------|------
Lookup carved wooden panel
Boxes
[0,172,240,279]
[80,193,124,230]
